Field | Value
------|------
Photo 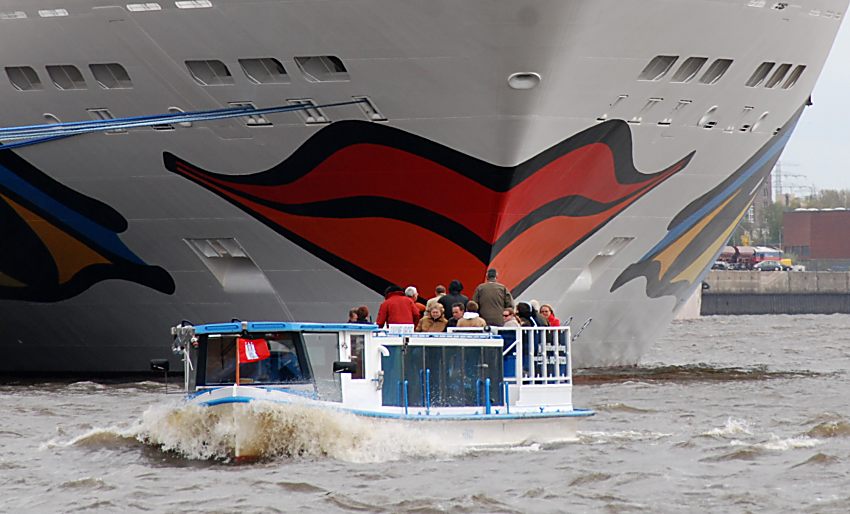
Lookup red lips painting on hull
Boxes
[165,120,693,296]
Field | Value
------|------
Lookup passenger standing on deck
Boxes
[471,268,514,326]
[539,304,560,326]
[516,302,535,327]
[375,285,420,327]
[529,302,549,327]
[502,307,521,327]
[406,286,426,318]
[416,304,449,332]
[426,285,446,311]
[446,302,465,330]
[355,305,371,324]
[457,300,487,328]
[348,308,358,323]
[438,279,468,315]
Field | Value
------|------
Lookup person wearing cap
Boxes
[472,268,514,326]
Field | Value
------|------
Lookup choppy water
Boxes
[3,314,850,513]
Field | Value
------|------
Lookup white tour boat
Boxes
[166,321,593,457]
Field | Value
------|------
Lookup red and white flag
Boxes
[237,337,270,363]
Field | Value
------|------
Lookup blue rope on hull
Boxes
[0,99,368,150]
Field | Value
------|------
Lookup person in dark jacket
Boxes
[438,279,468,315]
[445,302,465,330]
[355,305,371,324]
[375,286,420,327]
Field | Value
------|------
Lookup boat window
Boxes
[670,57,708,83]
[0,11,27,19]
[46,65,87,90]
[782,65,806,89]
[38,9,69,17]
[302,332,342,401]
[294,56,350,82]
[698,59,733,85]
[89,63,133,89]
[765,63,792,88]
[239,58,289,84]
[637,55,677,81]
[198,333,310,386]
[5,66,42,91]
[349,334,365,380]
[381,344,503,407]
[185,59,234,86]
[176,0,212,8]
[126,3,162,12]
[746,62,775,87]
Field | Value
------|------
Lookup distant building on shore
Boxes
[783,208,850,270]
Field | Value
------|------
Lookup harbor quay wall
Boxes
[701,271,850,315]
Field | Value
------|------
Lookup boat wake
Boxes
[132,401,456,462]
[575,364,821,384]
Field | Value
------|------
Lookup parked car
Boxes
[754,261,783,271]
[711,261,729,270]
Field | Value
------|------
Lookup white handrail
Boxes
[492,326,572,386]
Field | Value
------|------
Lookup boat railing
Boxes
[492,326,572,386]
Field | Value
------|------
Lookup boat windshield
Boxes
[198,332,310,386]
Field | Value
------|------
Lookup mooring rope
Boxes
[0,98,368,150]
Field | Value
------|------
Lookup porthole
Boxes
[89,63,133,89]
[782,65,806,89]
[507,72,541,90]
[670,57,708,83]
[46,64,87,90]
[638,55,678,81]
[294,56,349,83]
[6,66,42,91]
[239,58,289,84]
[185,60,234,86]
[699,59,733,85]
[746,62,775,87]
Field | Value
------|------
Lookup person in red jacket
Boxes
[539,304,560,327]
[375,285,420,327]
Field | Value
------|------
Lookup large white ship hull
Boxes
[0,0,845,372]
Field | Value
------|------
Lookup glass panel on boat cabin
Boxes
[349,334,365,380]
[196,333,310,386]
[381,343,503,407]
[302,332,343,402]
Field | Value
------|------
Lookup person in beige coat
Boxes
[416,304,449,332]
[456,300,487,328]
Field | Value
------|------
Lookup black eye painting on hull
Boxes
[0,149,175,302]
[611,107,805,305]
[166,119,694,296]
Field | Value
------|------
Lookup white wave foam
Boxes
[730,434,822,451]
[40,425,136,451]
[134,401,459,462]
[702,417,752,437]
[578,430,672,444]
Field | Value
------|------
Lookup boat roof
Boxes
[193,321,379,335]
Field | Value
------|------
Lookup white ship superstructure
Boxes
[0,0,845,372]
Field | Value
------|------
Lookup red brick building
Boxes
[783,209,850,259]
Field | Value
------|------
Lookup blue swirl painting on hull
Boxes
[0,149,175,301]
[610,106,804,305]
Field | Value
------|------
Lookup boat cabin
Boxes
[171,321,577,415]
